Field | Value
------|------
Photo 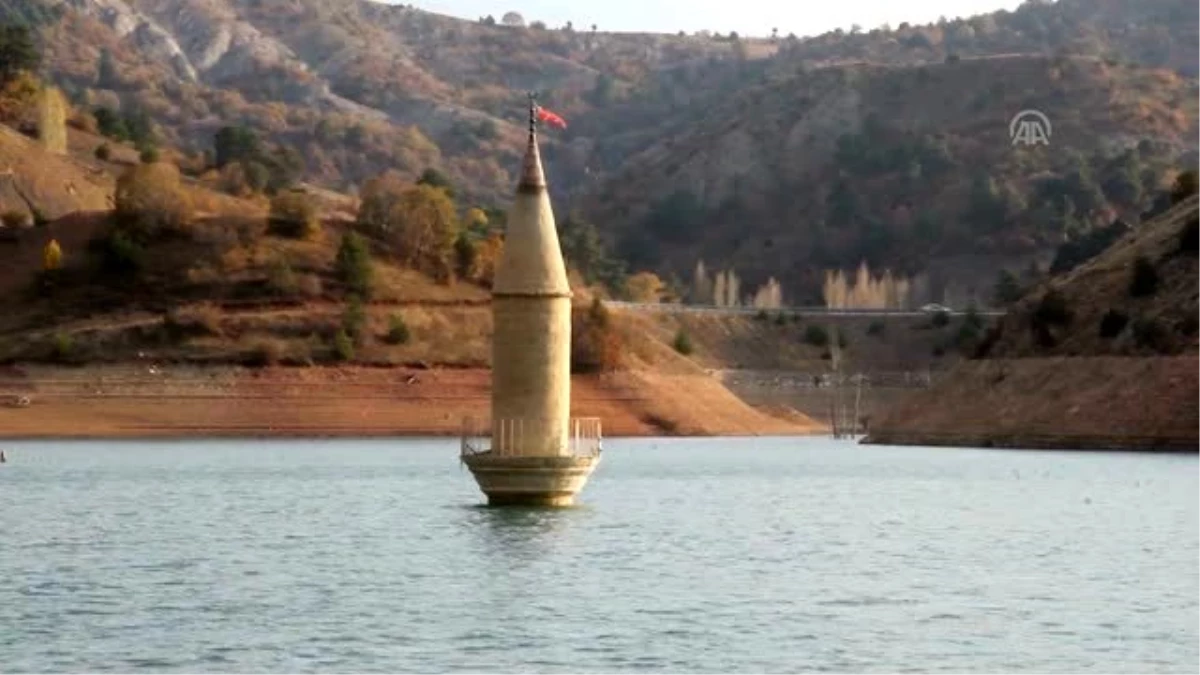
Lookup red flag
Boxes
[535,105,568,130]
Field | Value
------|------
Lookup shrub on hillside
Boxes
[1051,219,1132,275]
[139,146,159,164]
[333,329,355,362]
[266,259,298,296]
[1129,256,1159,297]
[992,269,1023,305]
[165,303,224,338]
[113,162,193,240]
[1177,314,1199,338]
[672,328,694,355]
[1170,170,1198,204]
[1032,290,1072,327]
[96,230,146,276]
[268,191,320,239]
[51,331,72,362]
[1178,217,1198,255]
[385,313,410,345]
[1,209,29,228]
[296,273,323,298]
[1131,317,1169,352]
[94,143,111,161]
[804,324,830,347]
[1098,309,1129,339]
[246,338,286,367]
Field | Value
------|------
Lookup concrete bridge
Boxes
[603,300,1006,319]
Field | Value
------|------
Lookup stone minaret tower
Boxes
[460,95,602,507]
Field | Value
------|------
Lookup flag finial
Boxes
[527,91,537,136]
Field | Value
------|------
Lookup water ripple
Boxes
[0,438,1195,673]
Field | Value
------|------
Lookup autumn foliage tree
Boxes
[37,86,67,155]
[472,231,504,287]
[357,174,460,278]
[113,162,193,240]
[571,297,623,373]
[625,271,665,303]
[42,238,62,271]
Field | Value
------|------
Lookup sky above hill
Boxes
[393,0,1026,37]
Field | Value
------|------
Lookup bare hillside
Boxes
[866,189,1200,451]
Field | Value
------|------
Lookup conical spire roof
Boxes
[492,98,571,297]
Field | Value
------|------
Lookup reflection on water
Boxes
[465,503,586,561]
[0,438,1195,673]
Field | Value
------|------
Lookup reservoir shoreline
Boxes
[0,363,825,440]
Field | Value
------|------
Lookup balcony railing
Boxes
[461,416,603,459]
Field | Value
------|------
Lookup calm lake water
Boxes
[0,438,1196,673]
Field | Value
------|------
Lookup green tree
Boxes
[643,190,703,243]
[94,107,129,141]
[992,269,1023,305]
[417,168,455,198]
[214,126,260,168]
[342,295,367,342]
[1101,151,1143,206]
[560,214,610,284]
[335,231,374,298]
[96,48,119,88]
[826,179,859,228]
[453,232,477,280]
[123,109,154,147]
[0,25,40,85]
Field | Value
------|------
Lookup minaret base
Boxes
[463,454,600,507]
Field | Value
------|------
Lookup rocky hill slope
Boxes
[865,189,1199,450]
[7,0,1197,302]
[576,53,1197,302]
[978,193,1199,357]
[23,0,749,207]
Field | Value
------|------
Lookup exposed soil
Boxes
[0,364,823,439]
[864,356,1198,451]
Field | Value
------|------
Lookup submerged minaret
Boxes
[460,95,602,507]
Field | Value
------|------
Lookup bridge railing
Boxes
[602,300,1004,317]
[460,416,603,458]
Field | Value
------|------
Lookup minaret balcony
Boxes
[460,416,603,459]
